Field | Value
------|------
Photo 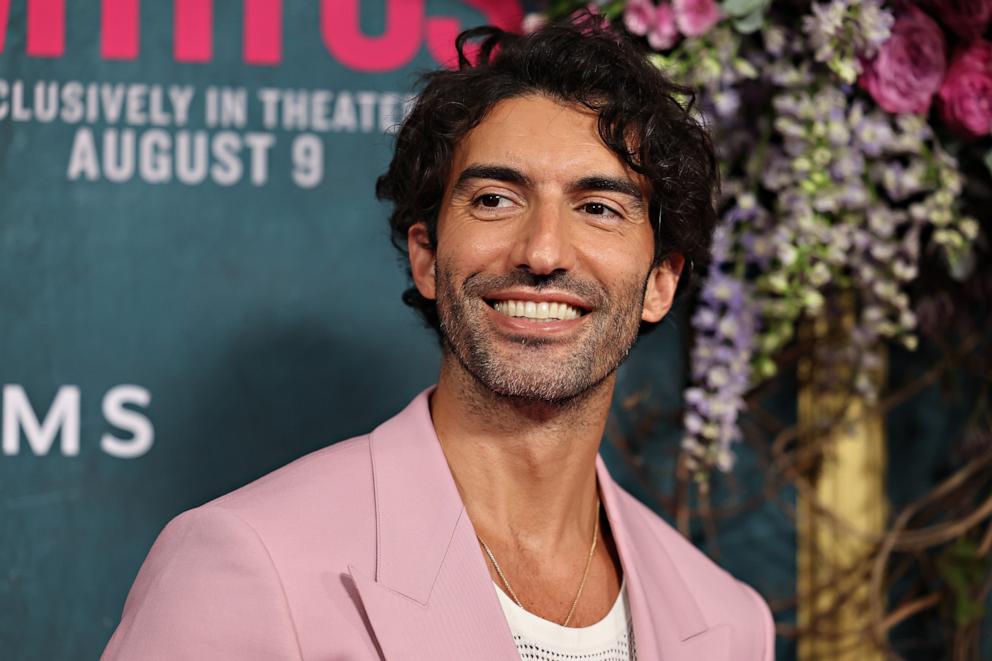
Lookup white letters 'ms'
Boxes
[1,384,153,457]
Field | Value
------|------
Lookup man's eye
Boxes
[474,194,512,209]
[582,202,621,218]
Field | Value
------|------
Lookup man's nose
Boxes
[509,202,577,275]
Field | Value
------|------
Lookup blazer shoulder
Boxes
[191,434,378,572]
[103,505,304,660]
[105,436,380,659]
[209,433,373,517]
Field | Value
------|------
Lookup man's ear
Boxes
[408,223,437,301]
[642,253,685,323]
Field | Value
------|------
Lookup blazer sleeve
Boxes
[740,581,776,661]
[101,506,303,661]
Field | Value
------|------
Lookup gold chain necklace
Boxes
[477,497,601,627]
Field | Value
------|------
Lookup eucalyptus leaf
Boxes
[733,9,766,34]
[947,246,975,281]
[721,0,769,18]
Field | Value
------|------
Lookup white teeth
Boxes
[491,299,584,321]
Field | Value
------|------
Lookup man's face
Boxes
[408,94,681,403]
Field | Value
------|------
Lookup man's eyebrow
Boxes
[567,176,644,206]
[451,167,645,209]
[452,164,533,194]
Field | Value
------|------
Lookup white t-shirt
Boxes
[493,579,637,660]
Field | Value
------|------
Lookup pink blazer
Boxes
[102,388,775,660]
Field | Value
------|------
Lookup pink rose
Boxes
[673,0,722,37]
[571,3,610,32]
[624,0,679,50]
[859,5,947,115]
[922,0,992,42]
[624,0,656,35]
[938,40,992,137]
[648,3,680,50]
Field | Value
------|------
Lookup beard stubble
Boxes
[435,266,650,404]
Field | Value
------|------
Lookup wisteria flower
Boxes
[682,268,757,474]
[859,4,946,114]
[803,0,894,82]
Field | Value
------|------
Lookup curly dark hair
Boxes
[376,15,719,335]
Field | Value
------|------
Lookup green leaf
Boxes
[984,148,992,178]
[936,538,991,627]
[547,0,586,20]
[733,9,766,34]
[599,0,628,20]
[721,0,768,18]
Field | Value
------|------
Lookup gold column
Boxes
[796,310,888,660]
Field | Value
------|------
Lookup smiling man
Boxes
[103,17,774,661]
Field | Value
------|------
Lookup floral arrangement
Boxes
[534,0,990,478]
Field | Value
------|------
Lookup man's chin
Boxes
[482,382,592,406]
[465,359,610,405]
[439,317,617,404]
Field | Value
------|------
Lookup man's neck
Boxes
[429,354,615,555]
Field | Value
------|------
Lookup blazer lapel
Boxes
[347,389,729,660]
[348,389,519,660]
[596,457,731,661]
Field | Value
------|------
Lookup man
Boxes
[103,17,774,661]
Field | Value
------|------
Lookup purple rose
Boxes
[923,0,992,42]
[859,5,947,115]
[938,40,992,137]
[673,0,721,38]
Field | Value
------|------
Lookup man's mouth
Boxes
[486,299,588,321]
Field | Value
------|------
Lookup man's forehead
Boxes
[482,94,597,131]
[456,95,601,156]
[449,94,644,190]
